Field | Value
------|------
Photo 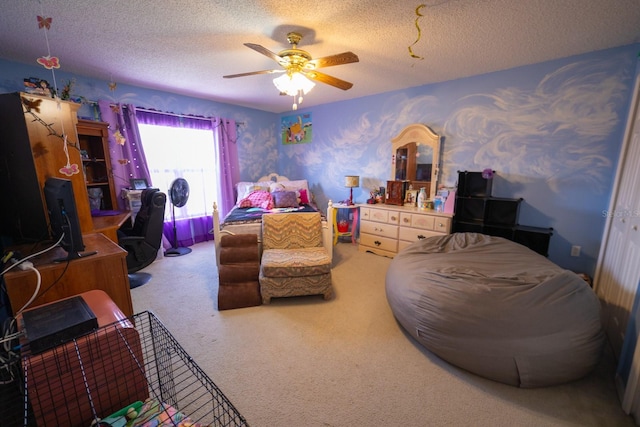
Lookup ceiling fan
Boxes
[223,32,359,100]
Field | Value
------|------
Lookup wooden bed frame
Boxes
[212,173,334,267]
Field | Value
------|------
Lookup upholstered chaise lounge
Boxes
[259,212,333,304]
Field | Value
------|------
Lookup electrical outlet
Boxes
[571,245,581,257]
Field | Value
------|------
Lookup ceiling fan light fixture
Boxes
[273,72,315,110]
[273,72,315,96]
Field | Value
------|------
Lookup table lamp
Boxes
[345,175,360,205]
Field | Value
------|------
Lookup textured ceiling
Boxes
[1,0,639,113]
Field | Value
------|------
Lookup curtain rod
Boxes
[131,106,244,125]
[84,100,244,125]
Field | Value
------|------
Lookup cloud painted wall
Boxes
[0,58,279,183]
[1,43,638,275]
[277,44,639,275]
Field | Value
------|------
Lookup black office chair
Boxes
[118,188,167,288]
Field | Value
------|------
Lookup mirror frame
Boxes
[391,124,441,199]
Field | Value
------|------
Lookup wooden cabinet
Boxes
[76,119,118,211]
[358,204,452,257]
[0,92,92,245]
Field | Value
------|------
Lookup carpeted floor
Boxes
[131,240,635,427]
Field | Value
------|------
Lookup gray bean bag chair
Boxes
[386,233,604,388]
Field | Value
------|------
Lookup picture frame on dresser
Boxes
[404,189,418,206]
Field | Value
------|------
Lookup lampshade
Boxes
[345,175,359,188]
[344,175,359,205]
[273,72,315,110]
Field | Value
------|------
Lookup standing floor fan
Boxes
[165,178,192,256]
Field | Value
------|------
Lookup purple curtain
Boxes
[97,101,151,210]
[132,110,238,247]
[212,117,239,219]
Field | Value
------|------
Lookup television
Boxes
[43,178,96,262]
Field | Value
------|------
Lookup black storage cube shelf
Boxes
[457,171,493,197]
[514,226,553,256]
[485,198,522,226]
[454,197,487,222]
[453,171,552,256]
[483,225,516,240]
[452,221,484,233]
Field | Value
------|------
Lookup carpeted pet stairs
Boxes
[217,234,262,310]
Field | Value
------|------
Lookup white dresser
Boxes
[358,203,453,257]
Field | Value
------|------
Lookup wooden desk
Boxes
[4,233,133,317]
[92,211,131,242]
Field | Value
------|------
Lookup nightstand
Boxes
[332,203,359,245]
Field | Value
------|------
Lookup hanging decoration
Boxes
[58,135,81,176]
[33,10,80,176]
[113,129,126,145]
[36,55,60,69]
[37,15,52,30]
[108,104,128,146]
[408,4,427,60]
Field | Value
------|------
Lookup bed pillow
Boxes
[282,179,310,194]
[236,181,271,204]
[269,182,286,192]
[273,191,299,208]
[237,190,273,209]
[268,180,309,194]
[298,188,310,204]
[270,180,311,204]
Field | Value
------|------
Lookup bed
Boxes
[212,173,334,267]
[385,232,605,388]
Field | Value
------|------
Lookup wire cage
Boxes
[18,311,248,426]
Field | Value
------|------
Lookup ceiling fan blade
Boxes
[302,70,353,90]
[223,69,285,79]
[307,52,359,69]
[244,43,286,66]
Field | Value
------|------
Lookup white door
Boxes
[595,74,640,415]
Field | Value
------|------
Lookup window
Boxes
[138,124,217,235]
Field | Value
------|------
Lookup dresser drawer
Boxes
[360,207,371,221]
[362,207,400,224]
[357,203,452,258]
[433,217,451,233]
[400,213,434,230]
[398,227,444,243]
[360,233,398,253]
[360,220,398,239]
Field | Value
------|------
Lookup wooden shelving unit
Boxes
[76,119,118,211]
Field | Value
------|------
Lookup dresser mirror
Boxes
[391,124,441,200]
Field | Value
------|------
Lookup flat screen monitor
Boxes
[43,177,95,261]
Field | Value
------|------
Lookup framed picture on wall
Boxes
[281,113,312,144]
